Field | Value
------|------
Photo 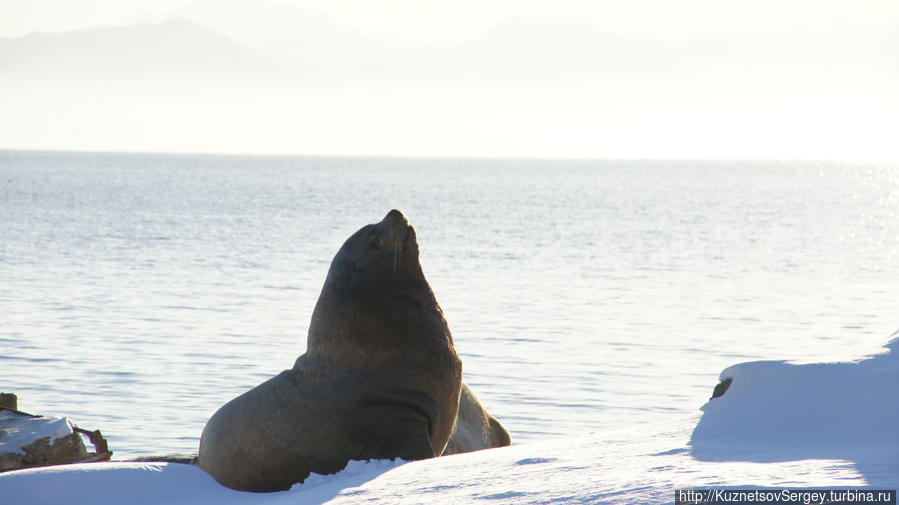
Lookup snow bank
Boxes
[3,336,897,504]
[0,419,875,505]
[691,335,899,483]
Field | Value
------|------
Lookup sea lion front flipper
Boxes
[353,398,437,462]
[394,435,437,461]
[357,425,436,462]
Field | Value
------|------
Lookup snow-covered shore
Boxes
[4,337,897,504]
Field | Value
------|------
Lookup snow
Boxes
[692,337,899,467]
[3,337,897,504]
[0,412,77,454]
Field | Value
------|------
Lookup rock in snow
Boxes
[0,412,88,471]
[0,401,112,472]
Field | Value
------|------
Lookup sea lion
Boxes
[198,210,462,492]
[442,383,511,455]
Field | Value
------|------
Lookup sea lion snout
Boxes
[382,209,416,250]
[384,209,410,233]
[385,208,406,223]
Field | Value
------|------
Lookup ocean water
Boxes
[1,150,897,458]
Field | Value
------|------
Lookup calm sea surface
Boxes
[1,150,897,457]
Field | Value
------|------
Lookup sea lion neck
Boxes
[304,268,449,361]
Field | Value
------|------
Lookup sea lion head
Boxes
[306,210,451,364]
[329,209,421,284]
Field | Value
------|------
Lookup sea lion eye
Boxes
[369,236,383,249]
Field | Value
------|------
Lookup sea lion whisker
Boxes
[393,239,399,279]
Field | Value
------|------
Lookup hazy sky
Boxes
[8,0,581,39]
[2,0,898,160]
[5,0,897,41]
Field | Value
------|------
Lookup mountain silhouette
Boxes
[0,19,278,83]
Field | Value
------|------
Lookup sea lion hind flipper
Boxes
[487,414,511,447]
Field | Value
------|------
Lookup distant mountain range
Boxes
[0,12,747,86]
[1,2,894,90]
[0,18,280,82]
[1,1,896,159]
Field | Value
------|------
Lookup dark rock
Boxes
[710,377,733,400]
[0,393,16,410]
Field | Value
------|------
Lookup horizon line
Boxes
[2,147,895,166]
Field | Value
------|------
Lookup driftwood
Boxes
[0,393,113,472]
[127,454,198,465]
